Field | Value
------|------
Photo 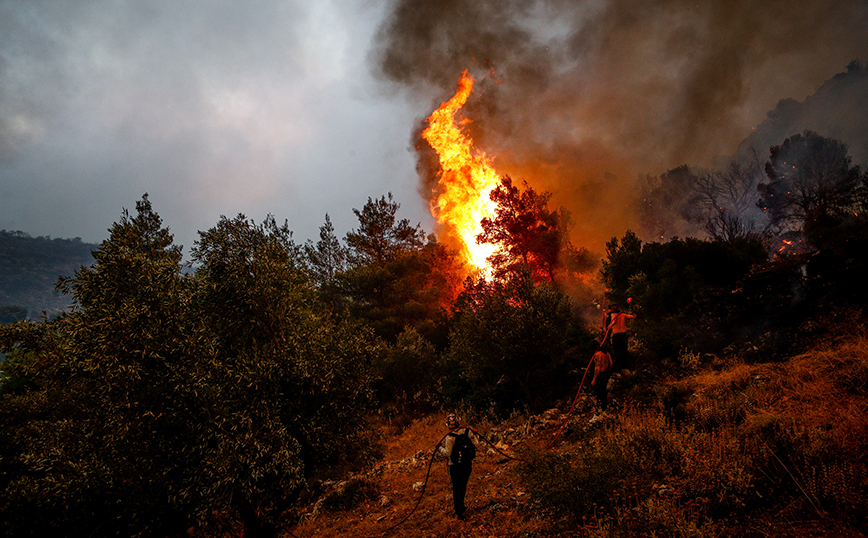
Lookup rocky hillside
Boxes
[289,315,868,538]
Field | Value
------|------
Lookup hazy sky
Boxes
[3,0,868,256]
[1,0,437,253]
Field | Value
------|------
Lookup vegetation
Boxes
[0,197,380,537]
[1,129,867,536]
[478,177,594,284]
[515,324,868,537]
[758,131,863,241]
[443,269,584,415]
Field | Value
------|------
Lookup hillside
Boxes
[0,231,97,319]
[290,313,868,538]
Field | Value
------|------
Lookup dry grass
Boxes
[290,412,552,537]
[282,329,868,538]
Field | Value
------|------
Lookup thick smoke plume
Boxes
[370,0,868,250]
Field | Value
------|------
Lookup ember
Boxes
[422,71,500,272]
[774,233,807,258]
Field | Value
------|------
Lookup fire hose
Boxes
[544,324,614,449]
[381,427,466,534]
[380,300,630,532]
[383,340,606,533]
[382,425,545,534]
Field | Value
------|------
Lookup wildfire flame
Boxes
[422,71,500,271]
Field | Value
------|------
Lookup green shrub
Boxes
[444,271,574,415]
[373,327,442,414]
[517,449,621,530]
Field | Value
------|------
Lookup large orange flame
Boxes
[422,71,500,271]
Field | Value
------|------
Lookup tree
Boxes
[303,214,348,311]
[758,131,862,239]
[600,231,768,358]
[601,230,644,305]
[373,326,443,415]
[0,201,381,537]
[344,192,425,266]
[339,195,463,343]
[639,165,705,240]
[445,269,574,415]
[191,214,379,536]
[477,177,572,283]
[304,214,346,284]
[691,150,768,241]
[1,194,199,537]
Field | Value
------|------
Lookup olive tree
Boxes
[0,199,380,538]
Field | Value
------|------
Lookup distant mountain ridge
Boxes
[0,230,97,320]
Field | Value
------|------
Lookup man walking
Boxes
[440,414,479,519]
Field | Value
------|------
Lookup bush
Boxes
[517,450,621,530]
[373,327,442,415]
[444,271,574,415]
[518,407,762,533]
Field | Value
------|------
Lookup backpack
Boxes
[450,430,476,465]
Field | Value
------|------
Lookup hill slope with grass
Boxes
[290,310,867,538]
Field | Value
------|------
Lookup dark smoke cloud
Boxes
[370,0,868,249]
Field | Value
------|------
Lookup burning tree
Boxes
[758,130,862,243]
[478,176,588,284]
[422,71,595,286]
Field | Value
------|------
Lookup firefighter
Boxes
[590,343,614,421]
[606,304,634,371]
[440,414,479,519]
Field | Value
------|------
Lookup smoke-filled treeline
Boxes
[371,0,868,249]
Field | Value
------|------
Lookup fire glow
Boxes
[422,71,500,271]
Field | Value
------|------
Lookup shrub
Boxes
[373,327,442,415]
[444,271,574,415]
[517,450,621,530]
[742,416,868,525]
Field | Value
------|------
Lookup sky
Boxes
[2,0,868,258]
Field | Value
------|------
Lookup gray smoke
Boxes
[370,0,868,249]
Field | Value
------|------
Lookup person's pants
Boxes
[448,463,472,516]
[612,333,629,370]
[594,371,611,412]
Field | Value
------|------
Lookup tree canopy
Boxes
[0,198,380,538]
[758,131,863,238]
[478,177,588,284]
